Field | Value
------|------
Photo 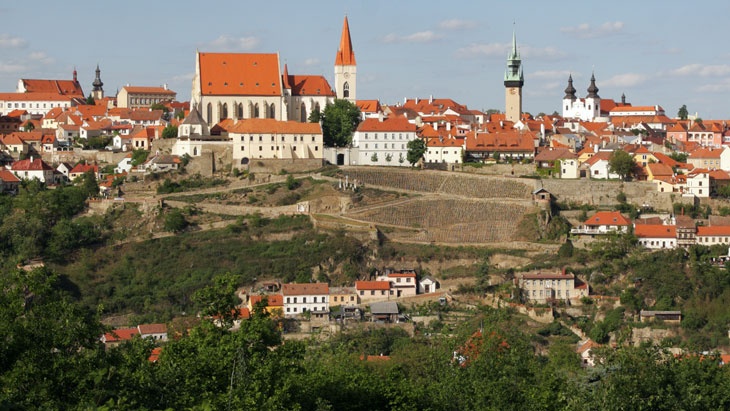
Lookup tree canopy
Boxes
[678,104,689,120]
[407,138,427,166]
[608,150,635,181]
[320,99,361,147]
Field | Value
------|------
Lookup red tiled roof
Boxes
[0,169,20,182]
[70,164,99,174]
[583,211,630,227]
[465,130,536,153]
[138,323,167,335]
[288,75,335,97]
[696,226,730,236]
[249,294,284,307]
[0,92,74,102]
[355,280,391,290]
[356,100,381,113]
[11,158,53,171]
[634,224,676,238]
[20,78,84,96]
[149,347,162,362]
[282,283,329,296]
[199,52,281,96]
[103,327,139,343]
[689,147,723,159]
[646,163,673,177]
[534,147,576,162]
[357,117,417,132]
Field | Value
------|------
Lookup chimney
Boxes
[30,155,33,163]
[429,95,433,104]
[163,83,168,90]
[378,112,384,122]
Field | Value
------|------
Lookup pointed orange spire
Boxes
[335,16,356,66]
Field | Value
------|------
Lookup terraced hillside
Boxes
[339,168,538,244]
[341,168,535,199]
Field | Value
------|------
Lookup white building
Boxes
[351,116,417,166]
[562,73,602,121]
[425,136,464,164]
[226,118,323,164]
[635,224,677,249]
[281,283,329,319]
[686,170,710,198]
[516,270,589,304]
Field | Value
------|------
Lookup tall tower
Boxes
[334,16,357,102]
[91,64,104,100]
[504,27,524,122]
[585,72,601,119]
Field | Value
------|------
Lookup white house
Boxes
[571,211,631,236]
[635,223,677,249]
[582,151,620,180]
[516,270,589,304]
[225,118,323,164]
[281,283,329,319]
[376,268,418,298]
[686,170,710,198]
[418,276,440,294]
[560,158,580,179]
[10,157,55,183]
[115,154,133,174]
[424,136,464,164]
[351,116,417,166]
[137,323,168,342]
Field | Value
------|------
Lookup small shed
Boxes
[639,310,682,324]
[370,301,399,323]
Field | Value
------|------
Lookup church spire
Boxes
[92,64,104,91]
[564,74,577,100]
[335,16,356,66]
[587,72,600,98]
[504,25,523,86]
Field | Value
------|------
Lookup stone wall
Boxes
[246,158,324,175]
[541,179,674,211]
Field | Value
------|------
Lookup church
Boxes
[190,16,356,127]
[561,73,602,121]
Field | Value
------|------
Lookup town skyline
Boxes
[1,0,729,118]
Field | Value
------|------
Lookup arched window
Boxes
[248,102,254,118]
[237,103,243,119]
[343,82,350,98]
[206,103,213,125]
[300,103,307,122]
[269,103,275,119]
[221,103,228,120]
[314,102,321,115]
[254,103,260,118]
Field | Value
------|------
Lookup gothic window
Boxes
[206,103,212,125]
[314,102,321,115]
[343,82,350,98]
[300,103,307,122]
[221,103,228,120]
[237,103,243,118]
[269,103,275,119]
[254,103,260,118]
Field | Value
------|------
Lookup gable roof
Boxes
[137,323,167,335]
[287,75,335,97]
[0,169,20,183]
[583,211,630,227]
[198,52,282,96]
[20,78,84,97]
[465,130,536,152]
[281,283,329,296]
[634,224,676,238]
[357,117,417,132]
[356,280,390,291]
[356,100,381,113]
[103,327,139,343]
[534,147,576,162]
[11,158,53,171]
[224,118,322,134]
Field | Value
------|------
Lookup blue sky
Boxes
[1,1,729,119]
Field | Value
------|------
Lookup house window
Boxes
[241,146,244,151]
[293,298,297,303]
[286,307,290,312]
[302,297,306,303]
[359,291,364,295]
[370,291,375,295]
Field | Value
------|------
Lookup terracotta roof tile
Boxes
[355,280,391,290]
[583,211,630,227]
[357,117,417,132]
[199,52,281,96]
[224,118,322,134]
[634,224,676,238]
[288,75,335,97]
[282,283,329,296]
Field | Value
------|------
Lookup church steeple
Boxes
[334,16,357,102]
[91,64,104,100]
[564,74,577,100]
[504,25,524,122]
[587,72,600,99]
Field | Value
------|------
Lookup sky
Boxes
[1,1,730,119]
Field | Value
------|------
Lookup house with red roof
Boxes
[247,294,284,316]
[464,130,537,162]
[11,157,55,183]
[687,146,730,171]
[281,283,329,319]
[1,133,28,158]
[516,269,589,304]
[69,163,100,181]
[355,280,391,303]
[376,268,418,298]
[351,116,418,166]
[571,211,630,236]
[224,118,324,163]
[634,222,677,249]
[581,151,620,180]
[0,169,20,193]
[696,225,730,246]
[423,133,464,165]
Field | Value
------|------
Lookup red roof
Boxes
[583,211,630,227]
[356,100,381,113]
[249,294,284,307]
[634,224,676,238]
[335,16,356,66]
[20,78,84,97]
[224,118,322,134]
[465,130,536,153]
[281,283,329,296]
[0,169,20,182]
[11,158,53,171]
[103,327,139,343]
[138,323,167,335]
[288,75,335,97]
[356,280,391,291]
[122,86,176,95]
[696,226,730,236]
[198,52,281,96]
[70,163,99,174]
[357,117,417,132]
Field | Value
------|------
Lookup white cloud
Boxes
[27,51,53,65]
[303,58,319,66]
[602,73,647,88]
[438,19,477,30]
[0,34,27,49]
[0,62,26,73]
[698,78,730,92]
[670,64,730,77]
[206,35,260,51]
[381,31,442,44]
[560,21,624,39]
[531,70,572,80]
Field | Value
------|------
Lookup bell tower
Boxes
[91,64,104,100]
[334,16,356,102]
[504,27,524,122]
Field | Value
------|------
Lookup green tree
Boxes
[163,208,188,233]
[191,272,240,327]
[130,149,149,166]
[320,99,361,147]
[608,150,635,181]
[308,106,321,123]
[22,121,35,132]
[161,124,178,139]
[86,94,95,105]
[678,104,689,120]
[150,103,170,121]
[80,170,99,198]
[406,138,426,166]
[370,152,378,163]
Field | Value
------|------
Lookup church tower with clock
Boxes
[504,28,524,122]
[334,16,356,102]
